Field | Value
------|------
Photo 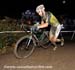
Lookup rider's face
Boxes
[37,10,43,17]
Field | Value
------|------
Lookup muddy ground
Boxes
[0,41,75,70]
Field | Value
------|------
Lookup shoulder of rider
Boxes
[41,11,48,22]
[42,11,52,23]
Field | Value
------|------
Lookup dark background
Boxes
[0,0,74,19]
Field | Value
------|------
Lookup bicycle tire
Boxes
[39,31,50,49]
[14,35,35,58]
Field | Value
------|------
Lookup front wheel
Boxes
[14,35,35,58]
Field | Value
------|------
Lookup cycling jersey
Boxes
[42,12,60,27]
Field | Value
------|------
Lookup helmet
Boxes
[36,4,45,13]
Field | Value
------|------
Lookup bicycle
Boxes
[14,25,50,58]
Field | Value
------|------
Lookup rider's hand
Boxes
[32,26,39,32]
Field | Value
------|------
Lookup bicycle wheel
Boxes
[39,31,50,49]
[14,35,35,58]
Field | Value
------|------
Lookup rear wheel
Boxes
[14,35,35,58]
[39,31,50,49]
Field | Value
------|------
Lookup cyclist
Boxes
[35,4,64,51]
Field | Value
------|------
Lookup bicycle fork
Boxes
[25,36,32,49]
[26,36,36,49]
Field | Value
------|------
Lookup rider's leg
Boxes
[49,36,58,51]
[55,24,64,46]
[49,24,64,51]
[56,38,64,46]
[49,27,58,51]
[49,34,64,51]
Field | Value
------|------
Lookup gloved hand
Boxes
[31,26,39,32]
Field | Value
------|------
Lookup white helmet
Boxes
[36,4,45,13]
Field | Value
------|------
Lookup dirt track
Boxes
[0,41,75,70]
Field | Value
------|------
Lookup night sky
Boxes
[0,0,74,18]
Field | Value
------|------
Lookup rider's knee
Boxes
[49,37,57,43]
[52,38,57,43]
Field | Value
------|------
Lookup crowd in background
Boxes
[21,10,75,31]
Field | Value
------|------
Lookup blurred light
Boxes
[62,0,66,4]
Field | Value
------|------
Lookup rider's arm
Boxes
[38,22,48,28]
[37,17,48,29]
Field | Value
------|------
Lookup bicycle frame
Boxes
[14,26,50,58]
[25,27,49,48]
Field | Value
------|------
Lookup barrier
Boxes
[0,30,75,40]
[61,30,75,40]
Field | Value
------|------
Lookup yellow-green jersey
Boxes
[42,12,60,27]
